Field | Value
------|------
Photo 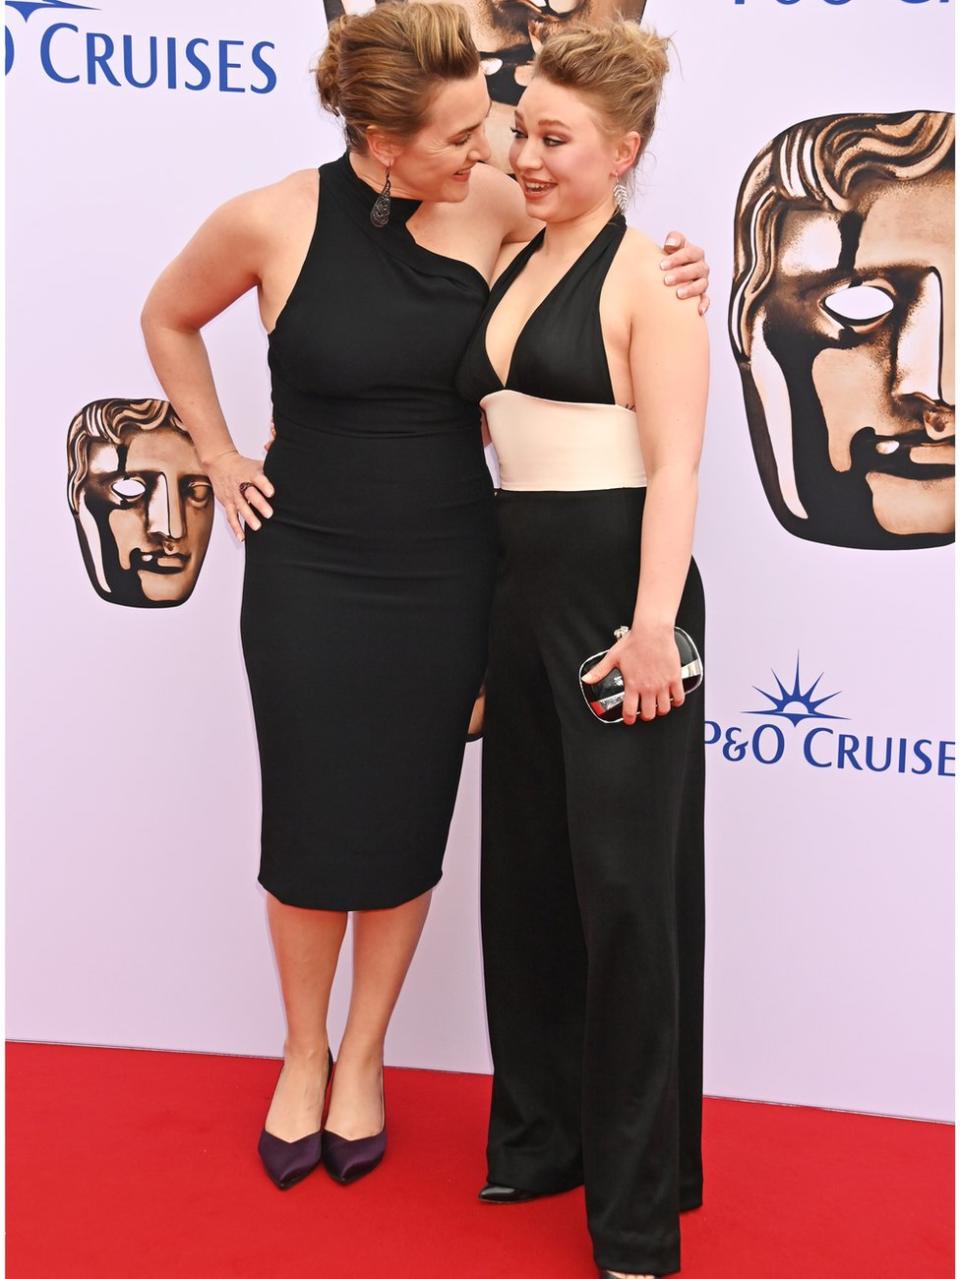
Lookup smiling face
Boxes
[436,0,647,168]
[73,421,214,607]
[326,0,647,172]
[508,76,636,221]
[386,69,493,200]
[748,171,954,547]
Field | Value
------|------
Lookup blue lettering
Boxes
[251,40,277,95]
[86,32,121,87]
[911,739,933,775]
[184,38,211,91]
[25,26,279,94]
[166,36,177,89]
[5,25,13,76]
[722,727,748,762]
[704,720,721,746]
[751,723,785,765]
[864,735,892,773]
[936,741,954,778]
[837,733,862,770]
[40,22,79,84]
[218,39,245,93]
[122,34,158,89]
[803,726,833,768]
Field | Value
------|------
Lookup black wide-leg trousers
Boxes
[481,489,705,1277]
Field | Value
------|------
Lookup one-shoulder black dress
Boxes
[241,153,496,911]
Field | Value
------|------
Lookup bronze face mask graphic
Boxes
[67,398,215,607]
[730,111,955,550]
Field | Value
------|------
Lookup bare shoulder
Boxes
[464,161,526,225]
[617,227,703,329]
[217,168,318,235]
[616,227,668,291]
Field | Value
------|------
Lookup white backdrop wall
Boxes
[6,0,954,1121]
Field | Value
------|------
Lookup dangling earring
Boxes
[370,168,392,228]
[613,180,629,216]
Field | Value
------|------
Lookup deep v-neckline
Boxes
[482,218,620,391]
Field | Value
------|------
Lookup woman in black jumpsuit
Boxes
[456,24,708,1279]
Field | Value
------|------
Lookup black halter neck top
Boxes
[456,213,627,407]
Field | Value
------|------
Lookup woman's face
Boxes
[391,70,493,203]
[509,76,632,223]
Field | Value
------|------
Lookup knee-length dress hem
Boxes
[258,867,444,914]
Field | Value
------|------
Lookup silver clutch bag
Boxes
[578,625,703,724]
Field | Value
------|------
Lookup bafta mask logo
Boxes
[730,111,955,551]
[321,0,648,171]
[67,398,214,607]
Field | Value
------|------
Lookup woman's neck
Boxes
[539,195,618,262]
[348,150,424,203]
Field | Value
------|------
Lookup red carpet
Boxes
[5,1043,953,1278]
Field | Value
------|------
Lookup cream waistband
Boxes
[481,389,648,492]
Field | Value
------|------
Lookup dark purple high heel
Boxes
[257,1048,333,1190]
[322,1126,387,1184]
[322,1074,387,1184]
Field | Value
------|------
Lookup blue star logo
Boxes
[745,657,846,727]
[5,0,97,19]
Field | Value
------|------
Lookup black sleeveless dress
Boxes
[241,152,496,911]
[456,215,706,1277]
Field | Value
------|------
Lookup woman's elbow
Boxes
[140,287,163,339]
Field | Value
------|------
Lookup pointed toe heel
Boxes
[258,1048,334,1190]
[258,1127,325,1190]
[322,1125,387,1184]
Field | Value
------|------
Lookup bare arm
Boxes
[141,190,276,539]
[583,243,709,724]
[630,255,708,630]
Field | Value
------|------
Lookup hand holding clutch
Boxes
[580,626,703,725]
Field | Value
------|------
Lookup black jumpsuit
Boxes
[241,153,496,911]
[456,215,706,1276]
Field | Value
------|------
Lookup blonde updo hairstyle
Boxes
[316,2,480,152]
[533,21,670,171]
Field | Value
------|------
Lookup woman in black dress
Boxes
[457,23,707,1279]
[141,2,709,1193]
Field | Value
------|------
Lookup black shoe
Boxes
[478,1183,545,1204]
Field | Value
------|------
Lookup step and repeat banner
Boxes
[6,0,954,1119]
